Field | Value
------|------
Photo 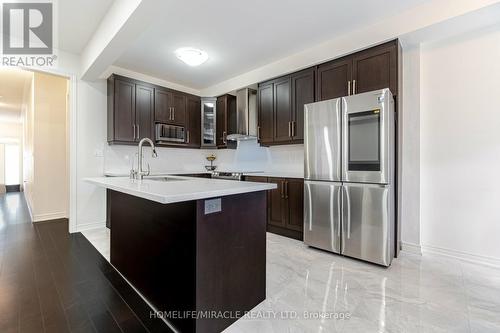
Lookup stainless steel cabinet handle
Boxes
[133,124,136,139]
[186,130,190,143]
[257,126,261,140]
[280,181,285,199]
[222,131,227,144]
[172,108,175,120]
[168,108,172,120]
[347,80,351,95]
[353,80,356,95]
[137,125,140,139]
[291,121,295,137]
[285,181,288,199]
[288,122,292,137]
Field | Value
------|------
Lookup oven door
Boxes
[155,123,185,143]
[342,89,394,184]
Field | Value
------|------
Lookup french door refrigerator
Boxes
[304,88,395,266]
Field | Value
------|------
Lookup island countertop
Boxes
[85,175,277,204]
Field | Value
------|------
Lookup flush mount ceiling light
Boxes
[175,47,208,67]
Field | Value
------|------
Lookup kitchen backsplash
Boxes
[103,140,304,175]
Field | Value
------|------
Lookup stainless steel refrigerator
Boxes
[304,88,395,266]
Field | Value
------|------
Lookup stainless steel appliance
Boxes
[304,88,395,266]
[226,88,258,141]
[211,171,244,181]
[155,123,185,143]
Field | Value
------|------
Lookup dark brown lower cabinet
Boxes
[286,178,304,233]
[245,176,304,240]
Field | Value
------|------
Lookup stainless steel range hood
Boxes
[226,88,257,141]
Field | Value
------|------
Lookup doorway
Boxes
[0,67,70,224]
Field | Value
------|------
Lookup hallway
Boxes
[0,192,170,333]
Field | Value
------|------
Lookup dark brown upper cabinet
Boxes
[258,69,314,146]
[317,58,351,101]
[186,96,201,148]
[108,75,153,144]
[154,89,172,123]
[216,94,236,148]
[108,74,201,148]
[257,83,274,145]
[316,40,399,101]
[291,68,315,141]
[171,93,186,125]
[154,88,186,126]
[273,77,292,143]
[135,85,154,141]
[352,41,398,96]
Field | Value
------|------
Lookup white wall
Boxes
[400,46,422,250]
[74,79,108,230]
[22,72,69,221]
[419,26,500,263]
[104,140,304,176]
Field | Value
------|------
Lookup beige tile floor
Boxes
[83,229,500,333]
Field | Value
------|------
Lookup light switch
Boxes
[204,198,221,214]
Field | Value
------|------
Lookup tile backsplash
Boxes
[103,140,303,175]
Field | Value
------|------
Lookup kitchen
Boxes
[1,1,500,333]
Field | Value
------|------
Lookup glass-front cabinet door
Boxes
[201,98,216,147]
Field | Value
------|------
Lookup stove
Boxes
[211,171,263,181]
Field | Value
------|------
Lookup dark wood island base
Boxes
[108,189,267,333]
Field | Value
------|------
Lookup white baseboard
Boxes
[401,241,423,255]
[32,211,67,222]
[76,220,106,232]
[421,244,500,268]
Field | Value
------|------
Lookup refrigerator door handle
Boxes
[337,186,342,238]
[344,186,351,239]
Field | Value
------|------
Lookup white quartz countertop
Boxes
[104,170,304,179]
[85,176,276,204]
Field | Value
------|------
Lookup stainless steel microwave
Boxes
[155,123,185,143]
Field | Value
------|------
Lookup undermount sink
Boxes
[146,177,189,182]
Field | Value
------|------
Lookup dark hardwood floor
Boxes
[0,192,172,333]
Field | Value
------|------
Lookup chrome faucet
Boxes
[131,138,158,180]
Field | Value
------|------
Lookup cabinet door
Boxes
[316,58,352,101]
[352,42,397,95]
[268,178,287,228]
[244,176,268,183]
[114,78,136,142]
[273,77,292,143]
[135,84,154,141]
[257,83,274,145]
[154,89,172,123]
[291,68,315,141]
[286,179,304,232]
[216,96,227,147]
[186,96,201,147]
[171,93,186,125]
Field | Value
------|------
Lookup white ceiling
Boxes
[0,68,33,124]
[58,0,114,54]
[114,0,430,90]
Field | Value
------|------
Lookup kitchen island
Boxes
[85,175,276,333]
